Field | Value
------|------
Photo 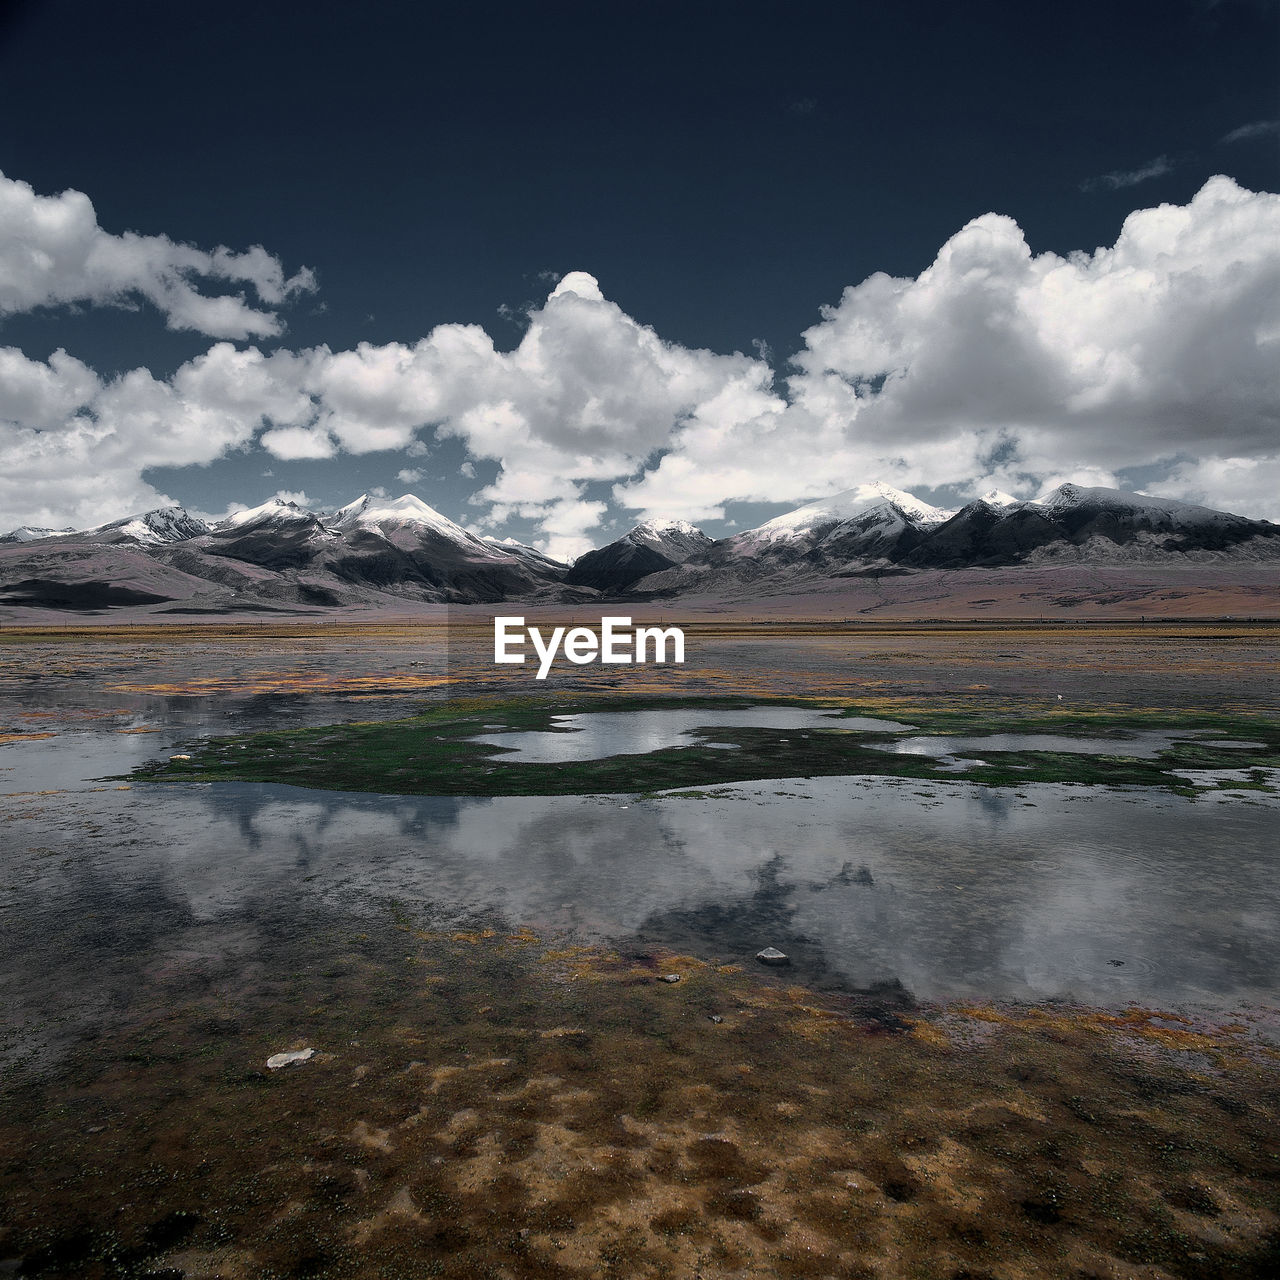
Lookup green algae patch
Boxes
[2,919,1278,1279]
[133,694,1280,797]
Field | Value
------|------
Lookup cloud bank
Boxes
[0,172,314,339]
[1,174,1277,553]
[619,176,1280,523]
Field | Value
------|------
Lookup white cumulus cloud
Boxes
[3,177,1279,542]
[0,172,315,338]
[618,175,1280,522]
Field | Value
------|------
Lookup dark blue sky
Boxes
[4,0,1276,365]
[0,0,1277,547]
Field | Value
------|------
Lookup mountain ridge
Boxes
[2,484,1277,615]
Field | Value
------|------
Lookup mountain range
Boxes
[2,482,1277,616]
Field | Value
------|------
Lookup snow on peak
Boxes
[1028,483,1241,523]
[3,525,74,542]
[331,493,470,539]
[482,535,567,565]
[747,482,953,541]
[111,507,210,544]
[632,518,704,538]
[626,518,710,552]
[976,489,1020,508]
[220,498,312,529]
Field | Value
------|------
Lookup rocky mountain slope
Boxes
[564,519,714,593]
[628,483,1280,596]
[0,494,574,613]
[2,483,1276,615]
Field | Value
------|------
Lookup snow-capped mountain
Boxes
[976,489,1019,508]
[93,507,213,544]
[482,536,567,571]
[899,483,1280,569]
[0,526,75,543]
[737,482,953,547]
[330,493,473,539]
[627,482,1280,594]
[627,483,957,593]
[564,518,714,592]
[1,482,1276,615]
[1027,483,1256,531]
[218,498,317,530]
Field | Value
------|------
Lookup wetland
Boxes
[1,620,1278,1278]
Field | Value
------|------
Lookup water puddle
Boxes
[0,726,183,794]
[468,706,910,763]
[5,770,1277,1069]
[870,730,1197,761]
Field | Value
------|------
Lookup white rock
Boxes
[266,1048,315,1070]
[756,947,790,966]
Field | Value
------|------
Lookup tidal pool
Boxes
[466,705,911,763]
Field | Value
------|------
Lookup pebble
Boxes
[266,1048,315,1070]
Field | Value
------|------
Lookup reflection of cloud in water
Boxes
[870,730,1193,760]
[973,787,1016,823]
[4,776,1278,1023]
[134,777,1280,1005]
[467,706,908,764]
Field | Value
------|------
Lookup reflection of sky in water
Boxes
[0,728,176,793]
[4,698,1278,1070]
[4,773,1277,1025]
[468,707,910,763]
[872,731,1198,759]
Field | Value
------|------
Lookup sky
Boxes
[0,0,1277,559]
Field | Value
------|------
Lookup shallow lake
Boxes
[5,768,1279,1069]
[3,695,1278,1073]
[466,706,911,763]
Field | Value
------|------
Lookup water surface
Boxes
[468,706,910,763]
[5,768,1278,1074]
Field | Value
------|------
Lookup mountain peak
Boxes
[331,492,467,537]
[746,482,953,542]
[976,488,1020,508]
[627,518,711,551]
[100,506,211,544]
[219,498,312,530]
[632,517,704,536]
[1,525,75,543]
[1027,483,1252,524]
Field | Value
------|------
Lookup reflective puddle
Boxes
[5,769,1278,1072]
[870,730,1194,761]
[3,698,1278,1074]
[468,706,911,763]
